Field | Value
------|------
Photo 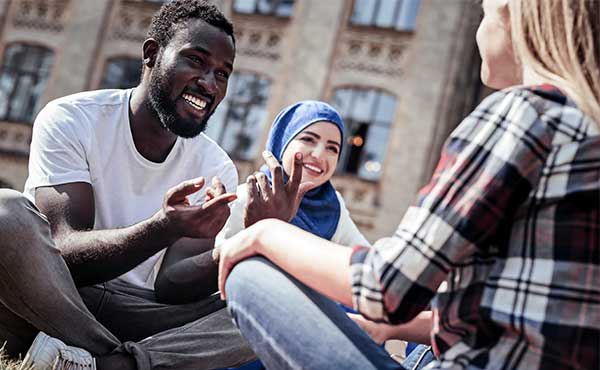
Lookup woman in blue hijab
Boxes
[218,100,433,370]
[216,100,369,248]
[216,100,372,370]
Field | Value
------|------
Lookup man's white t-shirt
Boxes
[23,89,238,289]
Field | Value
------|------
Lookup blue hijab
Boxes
[260,100,344,240]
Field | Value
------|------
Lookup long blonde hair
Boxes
[509,0,600,125]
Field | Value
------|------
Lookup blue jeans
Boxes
[403,344,434,370]
[226,257,404,370]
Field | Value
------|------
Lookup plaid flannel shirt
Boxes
[351,85,599,370]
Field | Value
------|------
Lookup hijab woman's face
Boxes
[281,120,342,191]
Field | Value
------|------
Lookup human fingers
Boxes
[297,181,314,198]
[254,172,272,200]
[246,175,259,202]
[286,152,303,196]
[218,248,230,300]
[211,176,226,196]
[201,192,237,210]
[262,150,279,166]
[205,187,216,202]
[165,177,205,206]
[262,151,284,193]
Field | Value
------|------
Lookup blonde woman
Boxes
[217,0,599,369]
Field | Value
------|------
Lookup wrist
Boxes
[250,218,278,255]
[379,323,393,343]
[249,220,267,255]
[367,320,390,344]
[252,218,287,257]
[149,210,178,245]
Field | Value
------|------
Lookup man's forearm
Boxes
[154,249,218,303]
[57,213,177,286]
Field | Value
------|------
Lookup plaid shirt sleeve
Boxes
[350,88,554,324]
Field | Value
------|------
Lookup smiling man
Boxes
[0,1,256,370]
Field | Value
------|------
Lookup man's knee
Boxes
[0,189,48,245]
[0,188,32,215]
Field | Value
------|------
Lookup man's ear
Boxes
[142,38,160,68]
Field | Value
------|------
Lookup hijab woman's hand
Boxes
[243,151,312,227]
[217,223,263,300]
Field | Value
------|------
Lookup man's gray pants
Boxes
[0,189,255,370]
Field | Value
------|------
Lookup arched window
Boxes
[233,0,295,17]
[0,43,54,123]
[331,88,397,181]
[100,58,141,90]
[206,72,271,161]
[351,0,420,31]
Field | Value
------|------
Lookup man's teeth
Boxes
[182,93,208,110]
[303,163,323,174]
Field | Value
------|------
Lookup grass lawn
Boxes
[0,346,26,370]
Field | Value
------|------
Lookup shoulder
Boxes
[466,86,546,125]
[454,85,594,146]
[332,190,371,247]
[451,86,557,145]
[335,190,348,209]
[478,85,570,116]
[45,89,130,113]
[35,89,130,130]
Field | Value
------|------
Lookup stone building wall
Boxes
[0,0,486,242]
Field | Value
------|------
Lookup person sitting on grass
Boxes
[213,100,434,369]
[216,100,370,249]
[215,0,600,369]
[0,1,256,370]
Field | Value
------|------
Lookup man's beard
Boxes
[146,63,212,138]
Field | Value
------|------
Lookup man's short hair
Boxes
[148,0,235,47]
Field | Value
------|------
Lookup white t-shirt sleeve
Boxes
[331,191,371,247]
[27,102,91,193]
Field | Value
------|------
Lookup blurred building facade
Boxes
[0,0,487,241]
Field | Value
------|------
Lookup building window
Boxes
[205,72,271,161]
[0,44,54,123]
[100,58,141,90]
[351,0,420,31]
[233,0,294,17]
[331,88,396,181]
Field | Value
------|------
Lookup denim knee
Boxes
[226,257,273,312]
